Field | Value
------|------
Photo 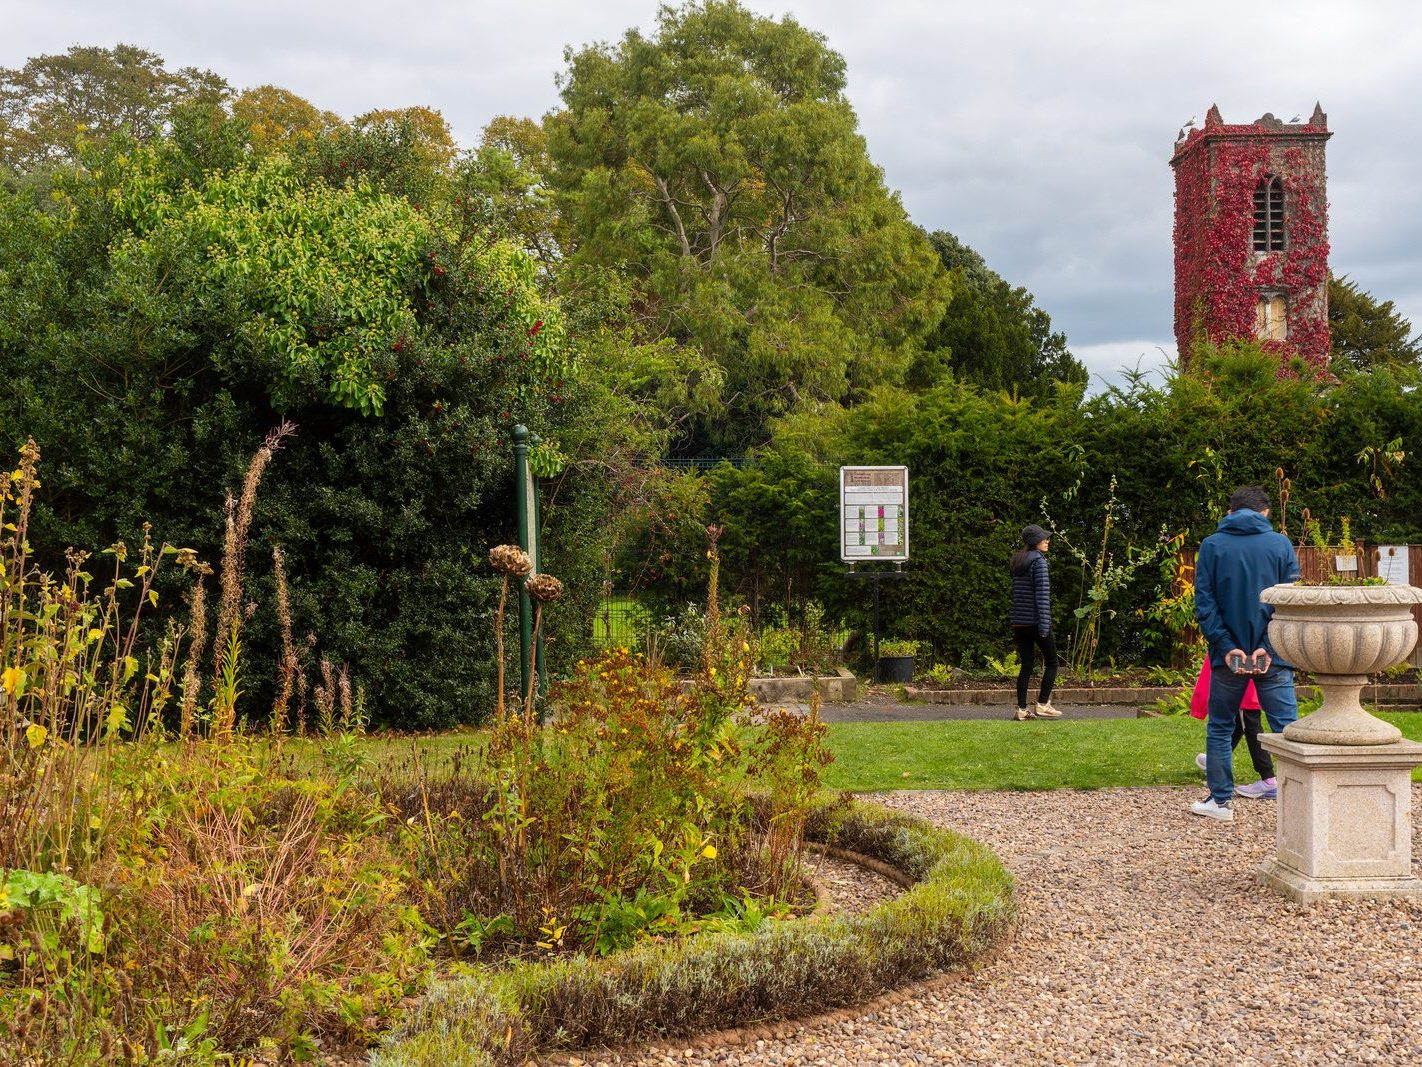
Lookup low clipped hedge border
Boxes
[375,799,1016,1066]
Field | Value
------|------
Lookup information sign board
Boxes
[1378,545,1410,586]
[840,466,908,563]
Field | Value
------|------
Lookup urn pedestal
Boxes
[1254,583,1422,903]
[1257,734,1422,904]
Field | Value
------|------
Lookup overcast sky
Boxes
[7,0,1421,389]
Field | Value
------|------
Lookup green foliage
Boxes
[1329,274,1422,377]
[911,230,1087,395]
[0,44,229,173]
[0,120,610,730]
[982,650,1020,678]
[547,0,950,449]
[878,639,922,658]
[755,600,839,674]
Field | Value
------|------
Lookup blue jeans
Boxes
[1206,663,1298,804]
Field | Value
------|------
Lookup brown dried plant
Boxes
[270,545,298,736]
[210,422,295,739]
[488,544,532,721]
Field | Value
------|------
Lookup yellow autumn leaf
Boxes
[2,666,24,695]
[25,723,47,749]
[701,844,717,860]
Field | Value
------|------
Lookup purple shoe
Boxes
[1235,778,1277,800]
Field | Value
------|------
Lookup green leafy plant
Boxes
[877,639,921,658]
[1045,476,1167,677]
[983,650,1020,678]
[925,662,956,685]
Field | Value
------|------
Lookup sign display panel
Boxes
[840,466,908,563]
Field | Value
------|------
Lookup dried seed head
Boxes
[489,544,533,576]
[525,573,564,603]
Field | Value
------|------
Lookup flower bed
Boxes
[374,799,1015,1065]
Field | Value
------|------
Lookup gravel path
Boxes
[807,850,903,916]
[582,785,1422,1066]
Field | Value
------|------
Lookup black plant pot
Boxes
[877,655,915,683]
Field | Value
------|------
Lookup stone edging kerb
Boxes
[905,683,1422,707]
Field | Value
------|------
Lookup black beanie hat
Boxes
[1022,524,1050,547]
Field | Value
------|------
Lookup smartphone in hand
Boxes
[1228,650,1271,675]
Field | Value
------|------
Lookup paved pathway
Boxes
[600,786,1422,1066]
[771,699,1139,722]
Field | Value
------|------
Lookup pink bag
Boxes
[1189,657,1260,719]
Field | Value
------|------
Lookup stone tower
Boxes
[1170,103,1331,372]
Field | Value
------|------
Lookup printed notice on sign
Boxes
[1377,545,1411,586]
[839,466,908,563]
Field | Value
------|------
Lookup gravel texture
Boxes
[575,785,1422,1066]
[807,850,904,916]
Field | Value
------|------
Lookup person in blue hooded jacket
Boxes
[1191,485,1301,821]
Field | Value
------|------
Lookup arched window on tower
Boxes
[1253,176,1285,252]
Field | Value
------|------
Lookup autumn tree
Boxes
[233,84,342,155]
[0,44,227,172]
[546,0,950,450]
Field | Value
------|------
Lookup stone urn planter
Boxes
[1260,582,1422,745]
[1256,581,1422,903]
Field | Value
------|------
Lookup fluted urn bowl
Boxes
[1261,582,1422,745]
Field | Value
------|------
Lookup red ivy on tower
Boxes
[1171,104,1332,375]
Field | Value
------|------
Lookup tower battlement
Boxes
[1171,104,1331,371]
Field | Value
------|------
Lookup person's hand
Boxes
[1225,647,1247,673]
[1250,648,1272,673]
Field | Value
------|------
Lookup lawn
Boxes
[822,713,1422,791]
[355,711,1422,793]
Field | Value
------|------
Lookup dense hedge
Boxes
[631,346,1422,667]
[0,127,619,729]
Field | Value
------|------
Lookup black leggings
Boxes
[1233,706,1275,778]
[1012,626,1057,708]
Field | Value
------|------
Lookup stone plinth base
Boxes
[1258,734,1422,904]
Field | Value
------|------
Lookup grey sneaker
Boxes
[1190,797,1234,821]
[1195,752,1208,773]
[1236,778,1278,800]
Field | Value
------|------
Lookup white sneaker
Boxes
[1190,797,1234,821]
[1013,706,1029,721]
[1032,702,1063,719]
[1195,752,1208,773]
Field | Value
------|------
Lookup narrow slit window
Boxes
[1253,176,1285,252]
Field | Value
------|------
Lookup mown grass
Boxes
[821,712,1422,791]
[350,711,1422,793]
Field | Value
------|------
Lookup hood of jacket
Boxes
[1215,509,1274,537]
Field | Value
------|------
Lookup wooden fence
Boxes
[1177,543,1422,659]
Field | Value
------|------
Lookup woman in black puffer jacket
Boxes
[1008,524,1062,721]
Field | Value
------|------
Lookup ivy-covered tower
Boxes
[1170,103,1331,372]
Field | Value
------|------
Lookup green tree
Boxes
[0,44,228,173]
[909,230,1087,395]
[1329,274,1422,376]
[546,0,950,450]
[0,131,612,729]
